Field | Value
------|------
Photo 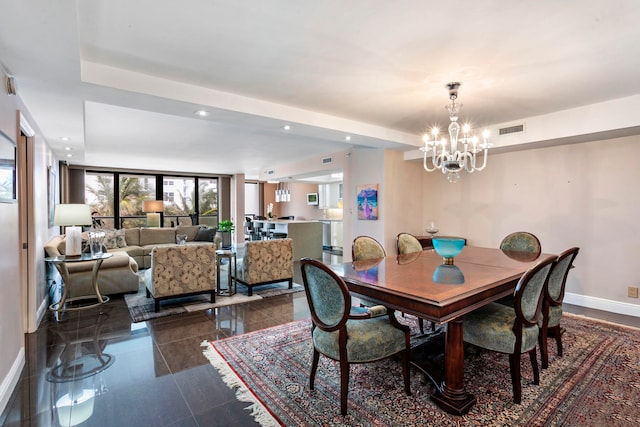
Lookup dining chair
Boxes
[396,233,434,333]
[300,258,411,415]
[396,232,424,255]
[500,231,542,261]
[463,255,556,403]
[351,236,389,310]
[539,247,580,369]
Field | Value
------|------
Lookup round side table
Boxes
[46,253,113,311]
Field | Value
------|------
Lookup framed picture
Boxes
[48,166,56,227]
[0,130,17,203]
[357,184,378,220]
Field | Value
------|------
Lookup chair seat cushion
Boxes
[463,302,539,354]
[313,316,406,363]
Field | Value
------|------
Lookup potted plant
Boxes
[218,220,235,249]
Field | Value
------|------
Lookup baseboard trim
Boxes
[0,347,25,417]
[564,292,640,317]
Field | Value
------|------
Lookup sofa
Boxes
[143,245,217,312]
[233,238,294,296]
[44,235,140,298]
[44,225,220,297]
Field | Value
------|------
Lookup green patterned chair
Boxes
[300,258,411,416]
[463,255,555,403]
[144,245,217,312]
[500,231,542,261]
[539,247,580,369]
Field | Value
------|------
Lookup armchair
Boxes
[233,238,293,296]
[144,245,217,312]
[300,258,411,415]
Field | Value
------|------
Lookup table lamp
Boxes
[54,204,92,256]
[142,200,164,227]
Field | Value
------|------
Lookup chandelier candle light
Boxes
[421,82,492,183]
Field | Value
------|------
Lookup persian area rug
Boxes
[125,280,303,323]
[202,313,640,427]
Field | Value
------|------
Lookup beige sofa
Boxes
[112,225,221,269]
[44,225,219,297]
[44,235,140,298]
[233,238,294,296]
[143,245,217,312]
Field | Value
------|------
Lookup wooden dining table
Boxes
[330,245,548,415]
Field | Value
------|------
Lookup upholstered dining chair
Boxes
[396,232,424,255]
[300,258,411,415]
[500,231,542,261]
[396,233,433,333]
[463,255,556,404]
[539,247,580,369]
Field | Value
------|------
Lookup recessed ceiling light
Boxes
[345,135,351,141]
[194,110,209,117]
[64,146,72,151]
[283,125,291,131]
[60,136,70,141]
[66,153,73,158]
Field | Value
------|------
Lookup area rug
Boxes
[125,282,304,322]
[202,313,640,427]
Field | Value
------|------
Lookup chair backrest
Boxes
[547,247,579,304]
[396,233,423,255]
[500,232,542,258]
[514,255,555,326]
[352,236,386,261]
[300,258,350,332]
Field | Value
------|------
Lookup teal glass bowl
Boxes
[432,238,465,264]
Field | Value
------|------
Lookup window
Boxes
[85,172,115,228]
[84,170,219,229]
[119,174,155,228]
[198,178,218,227]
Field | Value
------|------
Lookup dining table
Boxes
[330,245,549,415]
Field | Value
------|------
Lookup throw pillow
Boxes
[115,228,127,248]
[194,227,217,242]
[102,229,119,250]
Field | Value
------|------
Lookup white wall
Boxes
[422,135,640,312]
[0,72,24,415]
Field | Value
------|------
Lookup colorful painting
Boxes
[357,184,378,220]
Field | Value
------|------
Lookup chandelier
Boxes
[420,82,492,183]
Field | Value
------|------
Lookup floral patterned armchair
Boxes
[233,238,293,296]
[144,245,217,312]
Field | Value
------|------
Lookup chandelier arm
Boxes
[473,148,489,171]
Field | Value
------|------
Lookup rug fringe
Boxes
[201,341,281,427]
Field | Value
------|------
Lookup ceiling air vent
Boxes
[266,169,275,176]
[498,124,525,135]
[322,156,333,165]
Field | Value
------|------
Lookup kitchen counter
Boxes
[252,220,323,260]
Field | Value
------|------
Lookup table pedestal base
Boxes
[431,389,476,416]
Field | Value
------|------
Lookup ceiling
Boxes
[1,1,639,180]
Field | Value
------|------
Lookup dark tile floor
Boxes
[2,253,638,426]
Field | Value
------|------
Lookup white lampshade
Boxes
[53,204,92,227]
[142,200,164,213]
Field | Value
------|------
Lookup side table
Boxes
[46,253,113,311]
[215,249,237,296]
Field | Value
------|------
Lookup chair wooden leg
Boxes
[418,318,424,334]
[509,353,522,404]
[529,348,540,385]
[340,358,349,415]
[402,349,411,396]
[539,324,549,369]
[310,349,320,390]
[553,325,563,357]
